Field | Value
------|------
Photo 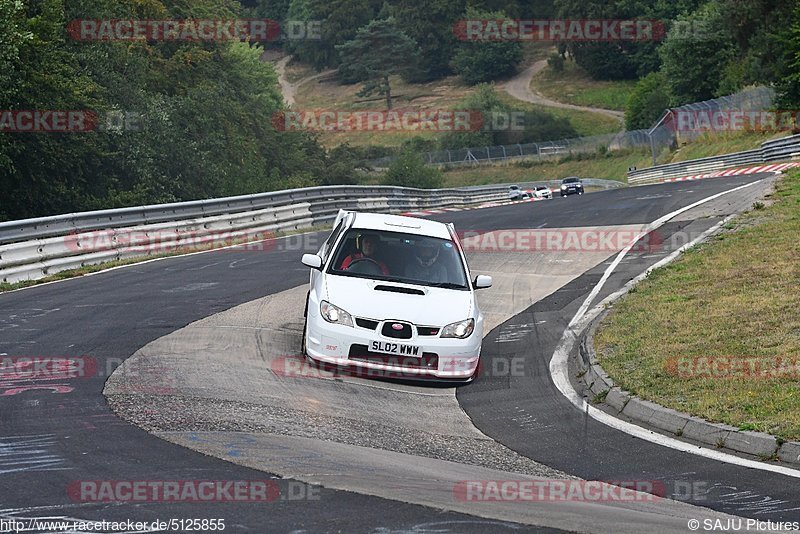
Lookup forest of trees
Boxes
[1,0,798,220]
[255,0,799,129]
[0,0,364,221]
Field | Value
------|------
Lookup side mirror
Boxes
[473,275,493,289]
[301,254,323,270]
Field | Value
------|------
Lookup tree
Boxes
[625,72,671,130]
[0,0,358,220]
[336,18,420,109]
[659,1,736,104]
[285,0,379,69]
[389,0,466,82]
[450,7,522,85]
[775,2,800,108]
[554,0,706,80]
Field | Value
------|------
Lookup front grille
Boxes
[381,321,412,339]
[417,326,440,336]
[355,318,379,330]
[349,344,438,369]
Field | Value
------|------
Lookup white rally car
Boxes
[300,210,492,381]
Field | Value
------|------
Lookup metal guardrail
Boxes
[0,184,507,284]
[627,134,800,184]
[0,179,626,285]
[0,184,508,245]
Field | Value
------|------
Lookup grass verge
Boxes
[531,60,635,111]
[669,131,788,163]
[496,92,621,137]
[439,130,786,187]
[441,149,651,186]
[594,170,800,441]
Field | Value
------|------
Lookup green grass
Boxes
[669,131,788,163]
[438,129,784,188]
[440,149,649,186]
[594,170,800,441]
[496,93,621,137]
[531,60,636,111]
[295,73,476,148]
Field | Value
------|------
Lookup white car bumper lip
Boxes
[305,315,481,379]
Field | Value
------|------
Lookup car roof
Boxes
[349,211,452,240]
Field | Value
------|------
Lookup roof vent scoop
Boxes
[374,285,425,295]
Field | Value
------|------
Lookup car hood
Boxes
[324,275,474,325]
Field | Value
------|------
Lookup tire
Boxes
[301,315,308,356]
[301,293,309,356]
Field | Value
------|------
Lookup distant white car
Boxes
[508,185,522,201]
[300,210,493,381]
[532,185,553,200]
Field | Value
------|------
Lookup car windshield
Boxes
[328,229,469,289]
[536,186,547,190]
[563,178,580,183]
[509,186,520,190]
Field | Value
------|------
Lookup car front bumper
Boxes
[305,312,482,380]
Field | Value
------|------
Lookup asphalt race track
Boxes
[1,173,797,533]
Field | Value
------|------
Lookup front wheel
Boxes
[301,293,309,356]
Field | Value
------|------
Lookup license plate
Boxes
[370,341,420,357]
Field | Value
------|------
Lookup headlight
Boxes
[561,185,567,189]
[320,301,354,327]
[441,318,475,339]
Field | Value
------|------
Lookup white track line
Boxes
[552,177,800,478]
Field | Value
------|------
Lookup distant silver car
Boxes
[508,185,522,201]
[532,185,553,200]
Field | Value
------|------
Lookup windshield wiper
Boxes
[427,282,468,289]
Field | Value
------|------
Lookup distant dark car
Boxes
[560,177,584,197]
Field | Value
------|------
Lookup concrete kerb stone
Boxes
[724,431,779,458]
[604,388,630,413]
[779,441,800,464]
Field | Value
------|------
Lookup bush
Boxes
[625,72,671,130]
[547,53,565,73]
[449,8,522,85]
[383,149,442,189]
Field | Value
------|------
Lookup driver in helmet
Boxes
[405,240,448,283]
[341,232,390,275]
